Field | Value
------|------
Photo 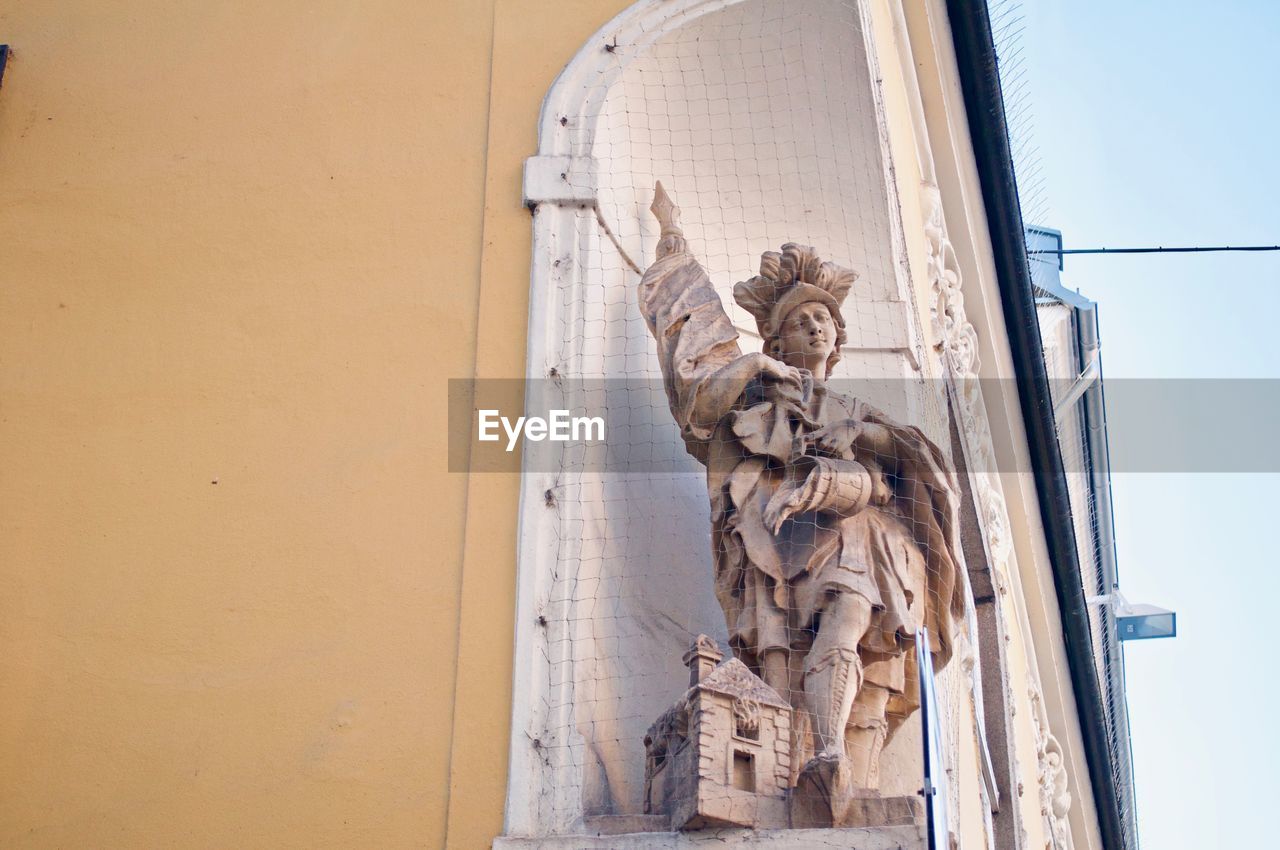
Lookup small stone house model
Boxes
[643,636,791,830]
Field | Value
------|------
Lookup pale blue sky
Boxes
[1017,1,1280,847]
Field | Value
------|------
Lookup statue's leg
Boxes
[803,591,873,761]
[762,647,810,787]
[846,684,891,788]
[786,651,813,786]
[762,648,790,697]
[756,573,791,696]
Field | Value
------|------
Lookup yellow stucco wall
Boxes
[0,2,634,847]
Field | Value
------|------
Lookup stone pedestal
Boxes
[493,824,924,849]
[583,815,672,835]
[791,785,925,831]
[791,756,924,830]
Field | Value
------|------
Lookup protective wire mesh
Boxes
[523,0,987,840]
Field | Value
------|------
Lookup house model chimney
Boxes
[682,635,724,687]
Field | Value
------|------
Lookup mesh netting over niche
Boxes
[514,0,973,838]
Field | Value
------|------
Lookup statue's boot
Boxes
[844,717,889,789]
[804,646,861,759]
[788,708,812,788]
[846,684,892,788]
[791,647,862,827]
[786,650,812,788]
[792,750,853,828]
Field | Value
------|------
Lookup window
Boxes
[731,751,756,793]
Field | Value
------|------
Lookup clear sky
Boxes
[1015,1,1280,847]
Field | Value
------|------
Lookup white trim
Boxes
[508,198,597,836]
[534,0,749,161]
[523,156,599,206]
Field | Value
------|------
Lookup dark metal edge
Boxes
[943,3,1129,849]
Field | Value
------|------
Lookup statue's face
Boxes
[777,301,837,368]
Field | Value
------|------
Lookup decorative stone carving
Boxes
[926,178,1050,848]
[1029,687,1073,850]
[644,636,792,829]
[921,181,1012,591]
[638,184,967,824]
[923,177,1079,850]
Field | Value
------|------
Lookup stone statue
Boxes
[639,183,966,822]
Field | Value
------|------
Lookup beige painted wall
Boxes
[0,2,634,847]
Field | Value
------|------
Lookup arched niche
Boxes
[508,0,941,837]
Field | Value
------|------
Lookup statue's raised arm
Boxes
[649,181,686,261]
[638,182,799,461]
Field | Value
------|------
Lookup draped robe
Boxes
[638,246,966,718]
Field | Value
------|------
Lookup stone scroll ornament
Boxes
[639,183,967,827]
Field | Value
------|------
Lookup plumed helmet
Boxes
[733,243,859,370]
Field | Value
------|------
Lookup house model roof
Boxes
[694,657,789,710]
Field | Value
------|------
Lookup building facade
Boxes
[0,1,1131,848]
